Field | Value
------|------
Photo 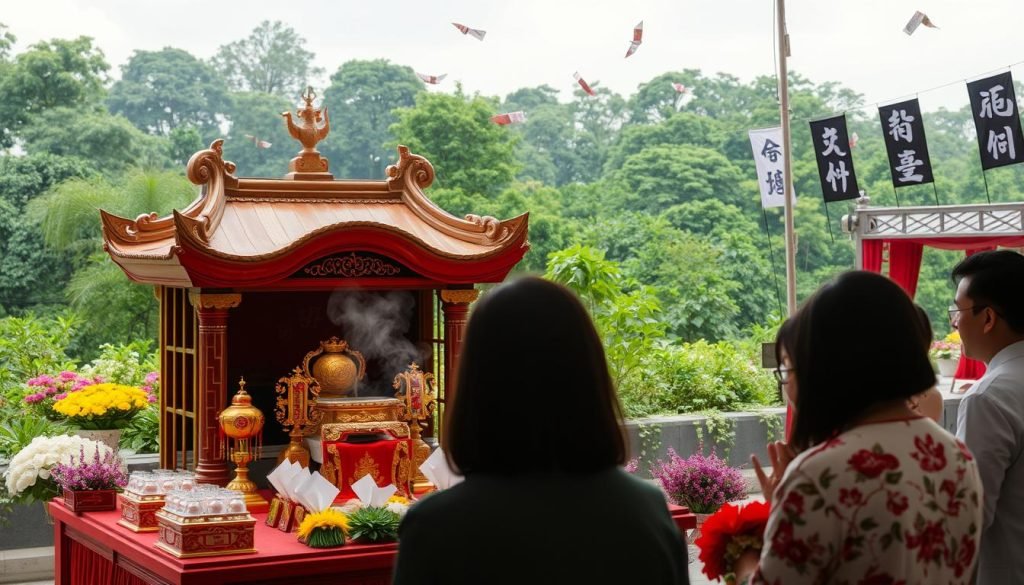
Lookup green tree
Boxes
[29,170,196,349]
[222,91,293,177]
[604,111,726,173]
[108,47,231,137]
[0,36,109,146]
[390,88,518,197]
[211,21,324,98]
[0,153,97,313]
[19,107,172,173]
[320,59,423,178]
[609,144,748,213]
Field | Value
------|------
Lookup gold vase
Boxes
[305,337,365,398]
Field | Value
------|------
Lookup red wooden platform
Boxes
[52,500,696,585]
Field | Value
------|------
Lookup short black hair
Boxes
[443,277,626,475]
[787,271,936,451]
[952,250,1024,334]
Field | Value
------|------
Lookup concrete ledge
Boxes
[0,546,52,584]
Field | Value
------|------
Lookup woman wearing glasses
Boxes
[733,271,982,585]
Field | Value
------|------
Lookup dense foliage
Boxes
[0,20,1008,428]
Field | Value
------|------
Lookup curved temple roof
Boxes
[100,141,529,288]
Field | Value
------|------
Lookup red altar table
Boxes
[53,500,697,584]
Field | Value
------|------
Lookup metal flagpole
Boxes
[777,0,797,316]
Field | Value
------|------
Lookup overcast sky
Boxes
[4,0,1023,114]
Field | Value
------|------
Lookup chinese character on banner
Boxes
[809,115,859,202]
[878,98,934,187]
[967,71,1024,170]
[748,127,796,209]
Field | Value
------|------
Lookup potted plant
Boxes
[50,446,128,513]
[4,435,115,519]
[929,332,962,377]
[649,448,746,542]
[22,371,104,421]
[51,383,152,450]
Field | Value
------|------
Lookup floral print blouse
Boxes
[752,417,982,585]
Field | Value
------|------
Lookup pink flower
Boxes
[58,371,78,382]
[145,372,159,384]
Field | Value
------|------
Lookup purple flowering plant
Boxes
[22,372,105,420]
[49,446,128,492]
[649,448,745,514]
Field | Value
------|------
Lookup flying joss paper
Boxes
[244,134,272,149]
[903,11,938,35]
[491,111,527,125]
[671,82,692,110]
[574,71,596,96]
[625,21,644,58]
[452,22,486,41]
[416,72,447,84]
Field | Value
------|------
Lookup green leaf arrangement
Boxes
[306,526,346,548]
[346,506,401,543]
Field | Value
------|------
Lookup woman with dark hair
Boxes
[392,277,689,585]
[735,271,982,584]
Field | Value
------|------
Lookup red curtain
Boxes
[69,540,148,585]
[888,241,925,297]
[862,239,885,273]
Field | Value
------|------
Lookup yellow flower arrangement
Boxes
[944,331,961,344]
[386,495,410,505]
[53,384,151,430]
[297,509,349,548]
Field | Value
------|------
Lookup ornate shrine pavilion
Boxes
[100,91,529,486]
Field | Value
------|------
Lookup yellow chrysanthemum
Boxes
[944,331,961,344]
[297,509,349,540]
[52,383,149,422]
[386,495,410,505]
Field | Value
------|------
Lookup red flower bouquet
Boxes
[694,500,771,581]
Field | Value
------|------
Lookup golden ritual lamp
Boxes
[393,363,437,492]
[218,378,268,512]
[274,367,323,466]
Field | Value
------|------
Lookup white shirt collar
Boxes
[988,339,1024,371]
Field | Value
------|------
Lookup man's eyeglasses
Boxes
[948,304,989,327]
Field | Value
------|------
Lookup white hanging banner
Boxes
[748,127,796,209]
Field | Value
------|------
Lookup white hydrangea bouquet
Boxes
[4,435,113,504]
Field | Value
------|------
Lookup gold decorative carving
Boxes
[303,253,401,278]
[188,292,242,310]
[349,451,382,486]
[464,213,509,240]
[393,363,438,490]
[393,441,412,495]
[440,289,480,304]
[274,367,323,466]
[283,86,332,179]
[321,422,410,442]
[386,145,435,190]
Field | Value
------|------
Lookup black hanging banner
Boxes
[967,71,1024,170]
[878,98,934,188]
[809,114,859,202]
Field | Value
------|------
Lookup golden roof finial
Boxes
[282,85,332,180]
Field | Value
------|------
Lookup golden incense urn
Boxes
[218,378,268,512]
[303,337,366,398]
[393,363,437,492]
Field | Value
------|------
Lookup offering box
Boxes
[118,491,166,532]
[155,509,256,558]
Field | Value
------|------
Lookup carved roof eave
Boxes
[385,145,527,246]
[100,140,236,249]
[173,217,530,264]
